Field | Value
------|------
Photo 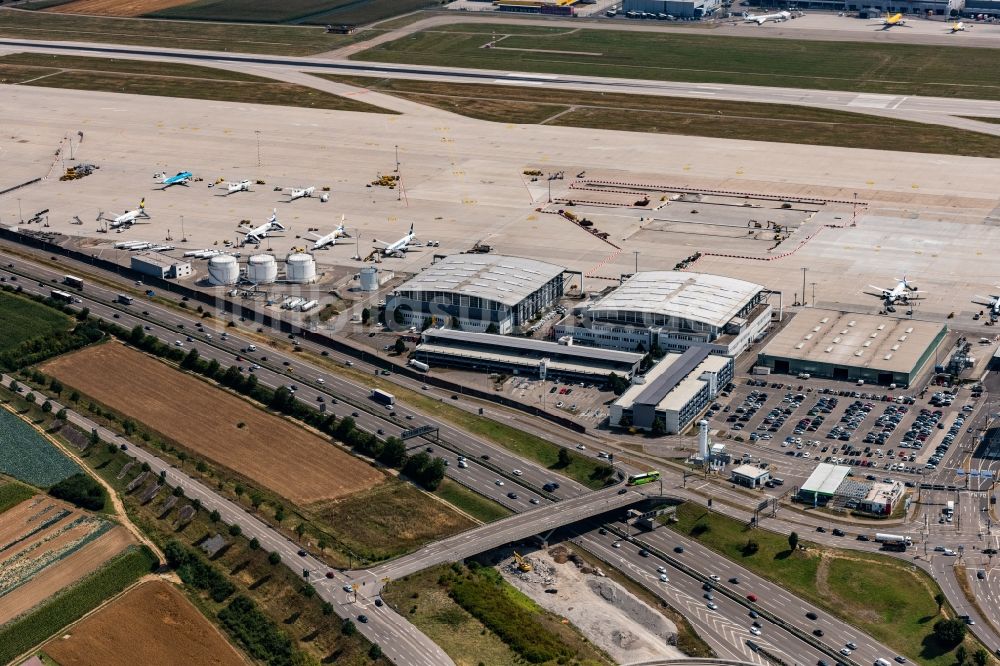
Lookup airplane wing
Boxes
[867,285,890,294]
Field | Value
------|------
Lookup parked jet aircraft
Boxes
[949,21,970,32]
[98,200,150,229]
[155,171,193,188]
[286,186,316,202]
[865,277,923,306]
[743,10,790,24]
[226,180,252,195]
[374,223,416,257]
[238,210,285,245]
[875,13,908,28]
[308,216,350,250]
[972,292,1000,321]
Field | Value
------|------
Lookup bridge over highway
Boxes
[356,485,650,584]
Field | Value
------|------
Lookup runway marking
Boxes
[848,94,901,109]
[493,79,544,86]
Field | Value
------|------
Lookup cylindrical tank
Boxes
[207,254,239,286]
[359,266,379,292]
[286,252,316,283]
[247,254,277,284]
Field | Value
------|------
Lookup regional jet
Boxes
[286,186,316,202]
[865,277,923,307]
[225,180,252,195]
[155,171,193,189]
[308,216,350,250]
[374,223,417,257]
[98,199,150,229]
[743,10,790,24]
[238,209,285,245]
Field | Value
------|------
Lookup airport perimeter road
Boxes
[3,38,1000,129]
[0,250,588,506]
[2,385,453,666]
[361,486,644,584]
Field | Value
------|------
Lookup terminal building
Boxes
[413,328,643,383]
[130,253,192,279]
[556,271,771,357]
[385,255,566,334]
[609,346,734,434]
[756,309,946,388]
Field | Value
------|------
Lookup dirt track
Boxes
[44,579,246,666]
[43,343,384,505]
[43,0,191,17]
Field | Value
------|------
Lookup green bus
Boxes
[627,471,661,486]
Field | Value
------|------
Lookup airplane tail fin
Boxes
[139,198,145,210]
[409,222,414,235]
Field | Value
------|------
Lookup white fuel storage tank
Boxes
[247,253,278,284]
[207,254,239,286]
[286,252,316,284]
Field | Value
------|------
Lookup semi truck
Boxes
[875,533,912,551]
[409,359,429,372]
[117,294,133,305]
[371,389,394,407]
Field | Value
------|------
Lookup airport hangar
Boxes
[555,271,772,358]
[384,254,568,335]
[756,309,946,388]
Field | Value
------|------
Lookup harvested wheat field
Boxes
[43,343,384,504]
[44,0,192,16]
[0,494,133,625]
[45,579,247,666]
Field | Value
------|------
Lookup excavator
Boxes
[513,551,532,572]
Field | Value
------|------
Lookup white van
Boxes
[875,659,891,666]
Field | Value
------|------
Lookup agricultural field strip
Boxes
[0,513,112,596]
[0,405,81,487]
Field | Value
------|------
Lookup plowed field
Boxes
[45,579,246,665]
[43,343,384,504]
[44,0,192,16]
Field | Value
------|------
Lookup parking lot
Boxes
[708,376,981,485]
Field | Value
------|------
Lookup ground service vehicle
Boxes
[627,471,661,486]
[371,389,395,407]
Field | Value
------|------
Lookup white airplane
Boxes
[866,277,923,306]
[225,180,252,195]
[972,292,1000,320]
[949,21,970,32]
[98,199,150,228]
[374,222,417,257]
[286,186,316,202]
[743,10,790,24]
[307,216,350,250]
[237,209,285,245]
[154,171,193,189]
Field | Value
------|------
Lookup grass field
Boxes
[434,478,511,523]
[43,343,384,505]
[0,482,35,514]
[0,546,156,664]
[353,24,1000,101]
[0,290,71,355]
[0,8,357,55]
[143,0,436,25]
[384,562,610,666]
[0,54,391,113]
[38,0,191,16]
[309,479,474,562]
[321,74,1000,157]
[44,579,246,666]
[668,503,981,666]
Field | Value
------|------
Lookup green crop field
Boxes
[0,407,80,487]
[0,482,36,514]
[0,546,156,663]
[147,0,437,25]
[322,74,1000,158]
[0,291,71,355]
[353,24,1000,100]
[0,54,392,113]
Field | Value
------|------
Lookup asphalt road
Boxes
[2,37,1000,129]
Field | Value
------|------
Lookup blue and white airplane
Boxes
[155,171,193,189]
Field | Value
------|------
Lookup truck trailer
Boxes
[371,389,394,407]
[874,533,912,551]
[409,359,429,372]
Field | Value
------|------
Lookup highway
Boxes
[2,37,1000,131]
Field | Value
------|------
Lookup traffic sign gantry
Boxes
[401,425,439,441]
